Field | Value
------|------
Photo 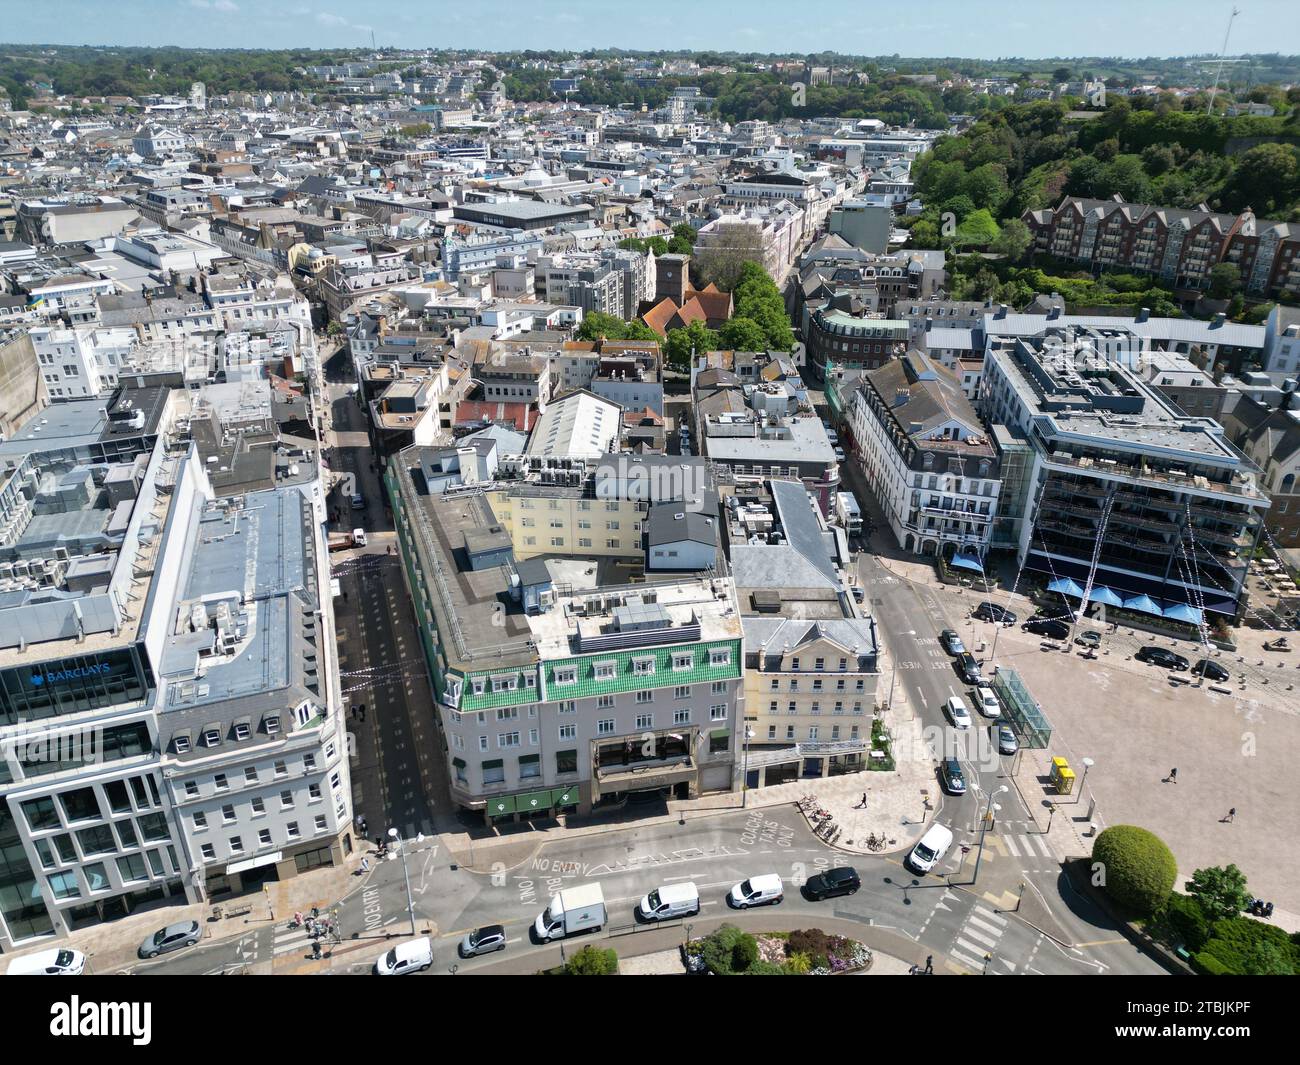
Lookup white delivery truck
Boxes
[534,883,607,941]
[835,492,863,537]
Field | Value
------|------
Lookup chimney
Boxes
[1136,306,1150,323]
[1212,312,1226,329]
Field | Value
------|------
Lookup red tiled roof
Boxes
[454,400,537,433]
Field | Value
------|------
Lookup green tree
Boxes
[718,316,769,351]
[1242,939,1294,976]
[699,925,759,975]
[1223,142,1300,214]
[954,208,1001,248]
[1185,865,1251,922]
[991,218,1033,262]
[1092,825,1178,916]
[664,320,717,371]
[563,945,618,975]
[576,311,629,342]
[694,223,766,290]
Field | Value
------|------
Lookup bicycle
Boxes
[865,833,885,852]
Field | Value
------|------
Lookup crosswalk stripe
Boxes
[1002,834,1020,857]
[949,947,984,970]
[967,913,1005,937]
[1031,834,1054,858]
[962,926,1000,949]
[955,936,989,958]
[975,906,1008,926]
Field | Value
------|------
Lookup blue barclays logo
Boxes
[30,663,112,687]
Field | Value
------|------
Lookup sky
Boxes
[4,0,1299,59]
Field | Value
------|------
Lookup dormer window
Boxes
[632,657,655,676]
[555,667,578,685]
[710,648,731,667]
[594,660,617,680]
[673,653,693,671]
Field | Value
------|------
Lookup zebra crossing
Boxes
[272,924,318,959]
[949,904,1013,974]
[991,824,1059,872]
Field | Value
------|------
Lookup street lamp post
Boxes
[388,827,417,938]
[970,785,1009,885]
[1075,757,1094,805]
[740,726,755,808]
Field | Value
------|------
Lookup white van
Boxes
[906,824,954,874]
[638,882,701,921]
[7,947,86,975]
[374,936,433,975]
[728,873,783,908]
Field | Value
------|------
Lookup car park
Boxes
[975,686,1001,718]
[997,725,1018,755]
[973,602,1016,625]
[803,866,861,901]
[956,653,982,684]
[458,925,507,958]
[940,756,966,794]
[1192,658,1229,682]
[728,874,783,908]
[945,695,972,729]
[1135,646,1189,671]
[1024,617,1070,640]
[939,629,966,655]
[138,920,201,959]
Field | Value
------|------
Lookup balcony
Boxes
[1043,453,1262,501]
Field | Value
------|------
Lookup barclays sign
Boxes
[30,663,113,687]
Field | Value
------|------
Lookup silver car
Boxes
[138,920,201,959]
[458,924,507,958]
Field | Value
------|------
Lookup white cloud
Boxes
[316,12,347,26]
[214,0,239,10]
[187,0,238,11]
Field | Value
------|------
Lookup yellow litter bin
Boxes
[1050,757,1075,794]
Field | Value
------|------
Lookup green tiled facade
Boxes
[541,639,742,701]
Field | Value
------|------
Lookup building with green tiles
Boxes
[388,444,746,822]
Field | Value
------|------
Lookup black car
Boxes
[804,866,862,901]
[1024,617,1070,640]
[973,602,1017,625]
[1135,646,1190,671]
[940,757,966,795]
[955,652,983,684]
[1192,658,1230,682]
[939,629,966,655]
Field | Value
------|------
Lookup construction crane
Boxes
[1206,5,1241,115]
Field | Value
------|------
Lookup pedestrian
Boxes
[925,954,933,975]
[359,704,366,722]
[1226,807,1236,823]
[859,792,867,808]
[1167,767,1177,783]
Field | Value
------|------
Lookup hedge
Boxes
[1092,825,1179,916]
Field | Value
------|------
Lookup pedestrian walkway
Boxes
[949,904,1011,974]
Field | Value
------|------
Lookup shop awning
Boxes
[515,790,552,813]
[226,851,283,876]
[1123,593,1164,615]
[1047,577,1084,597]
[485,795,516,817]
[1163,602,1204,625]
[551,786,579,807]
[950,549,985,574]
[1086,586,1124,607]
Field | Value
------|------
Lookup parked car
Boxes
[1075,630,1102,649]
[940,756,967,795]
[1024,617,1070,640]
[728,874,784,908]
[803,866,861,901]
[458,925,507,958]
[851,585,865,603]
[939,629,966,656]
[138,920,201,960]
[1192,658,1229,682]
[945,695,972,730]
[376,937,433,975]
[1135,646,1190,671]
[956,653,983,684]
[997,725,1019,756]
[350,493,365,511]
[975,686,1002,718]
[834,447,847,463]
[973,602,1016,625]
[6,948,86,975]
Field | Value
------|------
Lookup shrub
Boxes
[1196,917,1299,976]
[785,928,849,960]
[1092,825,1178,915]
[1185,865,1251,923]
[700,925,760,975]
[784,952,812,975]
[1155,893,1211,954]
[745,961,788,975]
[563,945,618,975]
